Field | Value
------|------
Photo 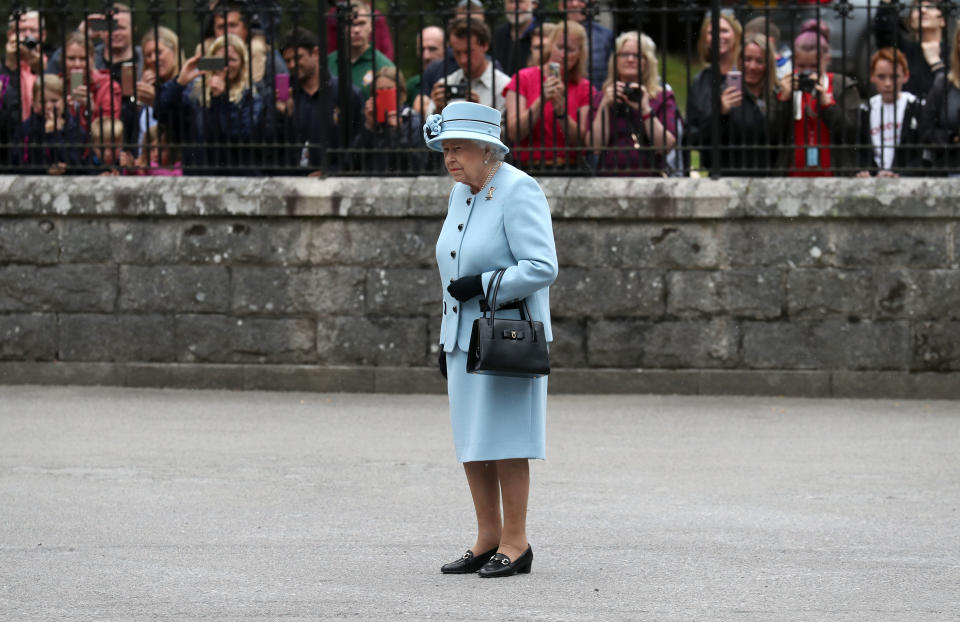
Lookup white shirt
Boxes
[869,92,915,171]
[440,61,511,115]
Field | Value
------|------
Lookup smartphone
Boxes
[548,62,560,79]
[725,69,742,91]
[69,70,84,93]
[275,73,290,102]
[375,86,397,123]
[121,63,134,97]
[197,56,227,72]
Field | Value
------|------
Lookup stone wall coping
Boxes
[2,362,959,400]
[2,175,958,220]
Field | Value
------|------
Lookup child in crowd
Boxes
[134,123,182,176]
[15,75,87,174]
[88,116,134,175]
[856,48,926,177]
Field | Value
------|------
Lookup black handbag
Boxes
[466,268,550,378]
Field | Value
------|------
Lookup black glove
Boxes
[447,274,483,302]
[438,350,447,379]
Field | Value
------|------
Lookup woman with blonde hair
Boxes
[526,23,556,69]
[685,10,743,172]
[712,31,789,175]
[587,31,678,175]
[155,33,287,175]
[137,26,183,155]
[503,19,597,169]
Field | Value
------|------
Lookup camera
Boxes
[797,71,818,94]
[445,82,467,101]
[21,35,39,50]
[621,85,641,102]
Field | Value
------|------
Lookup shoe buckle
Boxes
[500,558,509,565]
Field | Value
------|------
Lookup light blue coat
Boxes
[436,162,559,353]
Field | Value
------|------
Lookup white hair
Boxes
[472,140,507,162]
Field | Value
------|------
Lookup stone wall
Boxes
[1,174,958,398]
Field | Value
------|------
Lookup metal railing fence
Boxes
[1,1,959,177]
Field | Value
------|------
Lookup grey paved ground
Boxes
[0,386,958,621]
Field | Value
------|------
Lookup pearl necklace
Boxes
[474,161,502,197]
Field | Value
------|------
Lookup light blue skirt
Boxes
[445,347,548,463]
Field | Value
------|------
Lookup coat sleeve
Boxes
[480,173,558,304]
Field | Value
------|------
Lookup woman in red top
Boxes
[775,20,860,176]
[503,20,596,168]
[62,30,122,130]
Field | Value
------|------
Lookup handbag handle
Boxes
[486,268,537,337]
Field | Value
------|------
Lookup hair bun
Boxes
[799,19,830,40]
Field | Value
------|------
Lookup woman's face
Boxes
[794,48,829,75]
[615,38,640,82]
[548,33,582,73]
[144,39,177,81]
[743,42,767,87]
[225,45,243,83]
[909,2,944,32]
[705,18,735,58]
[442,138,487,186]
[64,42,87,74]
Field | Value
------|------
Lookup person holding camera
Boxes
[350,66,428,173]
[1,10,47,168]
[430,17,510,116]
[774,20,860,176]
[503,19,596,168]
[586,31,678,176]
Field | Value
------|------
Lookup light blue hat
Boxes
[423,101,510,155]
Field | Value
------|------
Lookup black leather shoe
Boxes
[477,545,533,578]
[440,547,498,574]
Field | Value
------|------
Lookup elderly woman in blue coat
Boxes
[424,101,559,578]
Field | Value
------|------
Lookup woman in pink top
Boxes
[503,20,596,168]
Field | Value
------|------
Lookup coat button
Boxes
[457,224,464,231]
[443,301,447,314]
[450,250,456,258]
[466,198,471,205]
[452,305,457,313]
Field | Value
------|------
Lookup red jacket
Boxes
[70,68,122,129]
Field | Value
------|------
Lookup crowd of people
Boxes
[1,0,959,177]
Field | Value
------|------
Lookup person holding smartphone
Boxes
[60,31,122,132]
[155,33,287,175]
[685,10,743,173]
[712,33,790,176]
[503,19,597,169]
[350,66,428,173]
